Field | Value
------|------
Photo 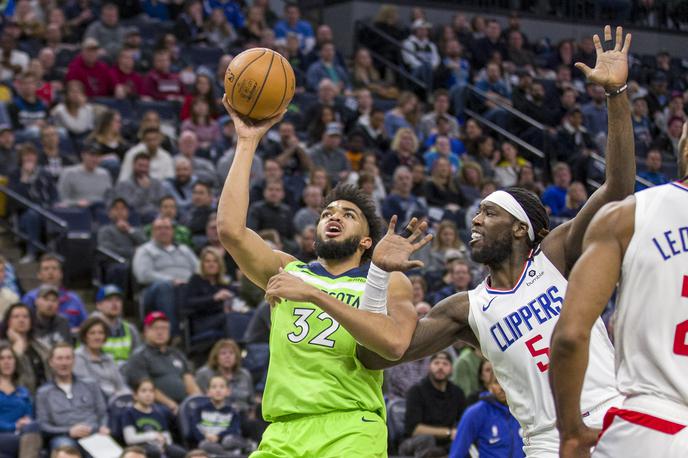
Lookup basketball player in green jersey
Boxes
[217,97,431,457]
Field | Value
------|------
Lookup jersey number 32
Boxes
[287,308,341,348]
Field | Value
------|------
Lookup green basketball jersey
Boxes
[261,261,385,422]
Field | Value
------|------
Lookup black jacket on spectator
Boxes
[184,274,226,316]
[404,376,466,441]
[34,314,72,348]
[184,205,214,236]
[247,200,294,241]
[470,37,507,69]
[424,180,467,208]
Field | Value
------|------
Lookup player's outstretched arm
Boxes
[543,25,636,275]
[217,96,295,290]
[549,198,635,458]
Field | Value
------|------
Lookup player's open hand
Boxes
[265,268,314,307]
[559,427,600,458]
[575,25,630,92]
[372,216,433,272]
[222,94,285,142]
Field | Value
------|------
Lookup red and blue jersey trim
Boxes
[670,180,688,193]
[485,251,534,295]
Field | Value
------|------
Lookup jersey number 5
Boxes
[526,334,550,372]
[673,276,688,356]
[287,308,340,348]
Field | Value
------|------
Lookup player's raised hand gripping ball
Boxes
[224,48,296,121]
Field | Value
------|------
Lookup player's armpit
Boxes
[357,291,473,370]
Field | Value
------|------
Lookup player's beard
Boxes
[315,234,361,260]
[470,230,514,266]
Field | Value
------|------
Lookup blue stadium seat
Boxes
[135,100,181,122]
[180,46,225,69]
[92,97,136,120]
[49,207,93,235]
[108,392,134,444]
[225,311,254,343]
[178,394,209,448]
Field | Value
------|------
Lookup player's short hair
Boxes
[322,183,383,262]
[504,187,550,247]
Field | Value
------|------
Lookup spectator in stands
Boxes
[456,356,492,405]
[51,80,95,138]
[294,225,317,262]
[443,40,471,112]
[645,72,669,117]
[513,80,560,130]
[346,152,386,201]
[541,162,572,216]
[39,125,76,186]
[0,342,43,457]
[381,128,420,180]
[356,106,389,154]
[143,49,185,101]
[122,378,187,458]
[144,196,193,246]
[33,284,71,348]
[247,179,295,243]
[183,181,215,244]
[262,121,311,176]
[424,135,461,173]
[125,312,201,410]
[182,245,230,327]
[274,3,314,53]
[65,38,113,97]
[23,254,87,331]
[0,125,17,177]
[555,108,595,162]
[73,316,130,399]
[110,49,145,99]
[181,74,218,122]
[636,148,669,191]
[306,105,336,146]
[506,29,535,69]
[384,91,420,139]
[471,19,507,70]
[402,19,440,90]
[382,166,428,227]
[57,143,112,208]
[581,84,608,139]
[0,257,19,315]
[400,351,466,457]
[449,375,523,458]
[204,8,237,49]
[350,48,398,100]
[306,42,350,92]
[119,128,174,183]
[133,217,198,333]
[559,181,588,219]
[88,110,129,177]
[191,375,254,455]
[495,141,529,188]
[8,71,48,132]
[653,115,684,157]
[92,285,141,367]
[430,260,472,304]
[308,122,350,185]
[163,157,196,213]
[385,353,430,401]
[420,90,460,140]
[181,99,221,149]
[302,79,353,134]
[36,342,110,451]
[547,38,575,72]
[426,221,466,273]
[196,339,254,411]
[424,157,465,223]
[0,303,50,394]
[84,2,125,59]
[174,0,205,44]
[293,185,323,234]
[0,30,29,81]
[475,62,511,128]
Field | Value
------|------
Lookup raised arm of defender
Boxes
[216,97,295,290]
[542,25,636,276]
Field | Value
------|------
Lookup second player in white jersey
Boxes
[468,249,619,439]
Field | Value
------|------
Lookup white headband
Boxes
[482,190,535,241]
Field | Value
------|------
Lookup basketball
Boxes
[224,48,296,121]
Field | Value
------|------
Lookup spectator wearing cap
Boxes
[36,343,111,452]
[305,42,350,92]
[429,260,472,304]
[84,3,126,59]
[307,122,351,185]
[132,217,199,334]
[399,351,466,457]
[65,38,114,97]
[33,284,72,349]
[636,148,669,191]
[541,162,572,217]
[420,90,460,141]
[110,48,145,99]
[471,19,507,70]
[581,84,608,139]
[119,128,174,184]
[56,144,112,208]
[92,284,142,366]
[0,124,17,177]
[22,254,88,331]
[382,166,428,229]
[73,316,130,400]
[125,312,201,412]
[273,3,314,53]
[143,49,185,102]
[8,71,48,131]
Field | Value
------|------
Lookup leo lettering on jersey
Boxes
[320,289,361,308]
[489,286,564,352]
[652,226,688,261]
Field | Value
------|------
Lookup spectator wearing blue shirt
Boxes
[423,135,461,174]
[636,149,669,191]
[581,84,608,139]
[305,42,350,92]
[540,162,572,217]
[384,92,421,140]
[274,3,315,54]
[0,343,42,457]
[382,166,428,229]
[475,63,511,129]
[22,254,88,331]
[203,0,244,30]
[449,375,524,458]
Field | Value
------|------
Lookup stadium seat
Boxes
[55,49,79,70]
[225,311,254,343]
[177,394,209,448]
[108,392,134,444]
[386,398,407,454]
[135,100,182,122]
[92,97,136,120]
[180,46,225,69]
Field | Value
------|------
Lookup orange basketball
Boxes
[224,48,296,121]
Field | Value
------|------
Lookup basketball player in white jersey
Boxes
[549,122,688,458]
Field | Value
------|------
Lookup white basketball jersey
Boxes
[614,181,688,412]
[468,250,619,436]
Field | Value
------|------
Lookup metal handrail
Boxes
[96,245,126,264]
[465,108,545,159]
[467,84,546,131]
[0,185,68,229]
[364,47,427,90]
[589,151,654,188]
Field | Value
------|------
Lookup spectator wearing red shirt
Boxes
[110,48,145,99]
[65,38,114,97]
[143,49,185,101]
